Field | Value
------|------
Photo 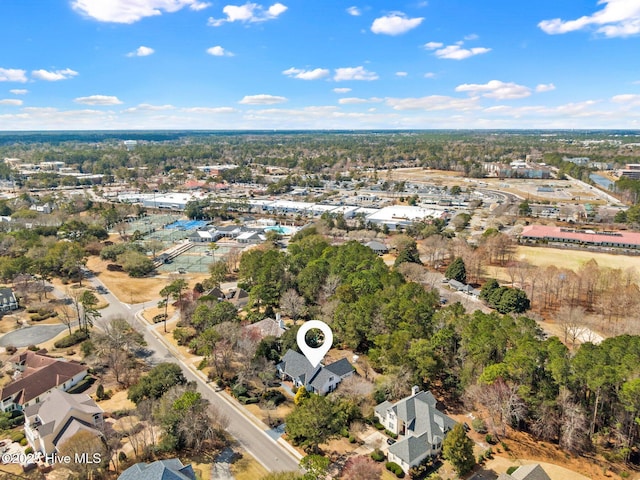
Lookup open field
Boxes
[513,245,640,271]
[86,257,209,304]
[390,167,605,204]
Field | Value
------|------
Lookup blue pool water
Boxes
[264,225,298,235]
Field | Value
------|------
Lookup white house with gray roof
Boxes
[276,349,354,395]
[24,389,103,456]
[375,388,456,473]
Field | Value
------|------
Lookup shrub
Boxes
[501,441,510,452]
[19,438,27,446]
[483,448,493,460]
[5,346,16,355]
[340,428,349,438]
[486,434,497,444]
[54,330,89,348]
[262,389,286,406]
[371,449,385,462]
[472,418,487,433]
[374,422,385,430]
[24,447,33,455]
[506,466,518,475]
[11,432,25,443]
[386,462,404,477]
[232,384,248,398]
[348,435,356,443]
[153,314,167,324]
[96,384,106,400]
[81,340,95,357]
[385,429,398,439]
[30,309,58,321]
[118,451,127,463]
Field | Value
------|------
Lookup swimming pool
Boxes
[264,225,298,235]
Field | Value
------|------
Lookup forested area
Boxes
[2,130,640,184]
[183,226,637,467]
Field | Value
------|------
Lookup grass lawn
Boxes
[230,455,268,480]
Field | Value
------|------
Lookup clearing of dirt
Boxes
[459,422,635,480]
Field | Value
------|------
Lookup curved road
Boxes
[84,275,302,473]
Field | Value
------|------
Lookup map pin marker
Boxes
[297,320,333,368]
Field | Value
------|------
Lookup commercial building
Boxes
[521,225,640,250]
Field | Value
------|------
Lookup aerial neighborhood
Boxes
[0,131,639,480]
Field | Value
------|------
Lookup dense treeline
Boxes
[4,131,640,183]
[234,228,640,463]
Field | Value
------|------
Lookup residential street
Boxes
[62,275,302,474]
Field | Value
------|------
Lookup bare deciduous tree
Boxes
[279,288,306,320]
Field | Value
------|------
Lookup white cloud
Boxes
[9,89,28,95]
[338,97,382,105]
[0,68,28,83]
[395,71,408,77]
[539,0,640,37]
[207,46,234,56]
[190,1,211,11]
[127,46,155,57]
[333,88,352,94]
[424,72,436,78]
[32,68,78,81]
[239,94,287,105]
[182,106,237,113]
[612,94,640,106]
[423,42,443,49]
[282,67,330,80]
[74,95,123,105]
[536,83,556,93]
[123,103,175,113]
[464,33,479,40]
[0,99,22,106]
[371,12,423,35]
[386,95,479,111]
[346,6,361,16]
[72,0,210,23]
[208,2,287,26]
[431,44,491,60]
[334,66,379,81]
[455,80,532,100]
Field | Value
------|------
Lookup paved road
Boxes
[0,324,67,347]
[82,275,301,473]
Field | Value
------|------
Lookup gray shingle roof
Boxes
[277,349,353,393]
[378,390,456,465]
[118,459,196,480]
[388,432,430,465]
[511,464,552,480]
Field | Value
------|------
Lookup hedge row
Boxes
[54,330,89,348]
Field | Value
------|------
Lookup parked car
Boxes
[386,438,396,445]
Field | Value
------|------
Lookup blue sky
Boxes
[1,0,640,130]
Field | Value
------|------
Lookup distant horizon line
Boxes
[1,128,640,134]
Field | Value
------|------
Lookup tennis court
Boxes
[157,244,234,274]
[165,219,210,230]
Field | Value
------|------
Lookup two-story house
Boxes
[24,389,104,456]
[375,387,457,473]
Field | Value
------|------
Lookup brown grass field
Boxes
[513,246,640,272]
[86,257,209,304]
